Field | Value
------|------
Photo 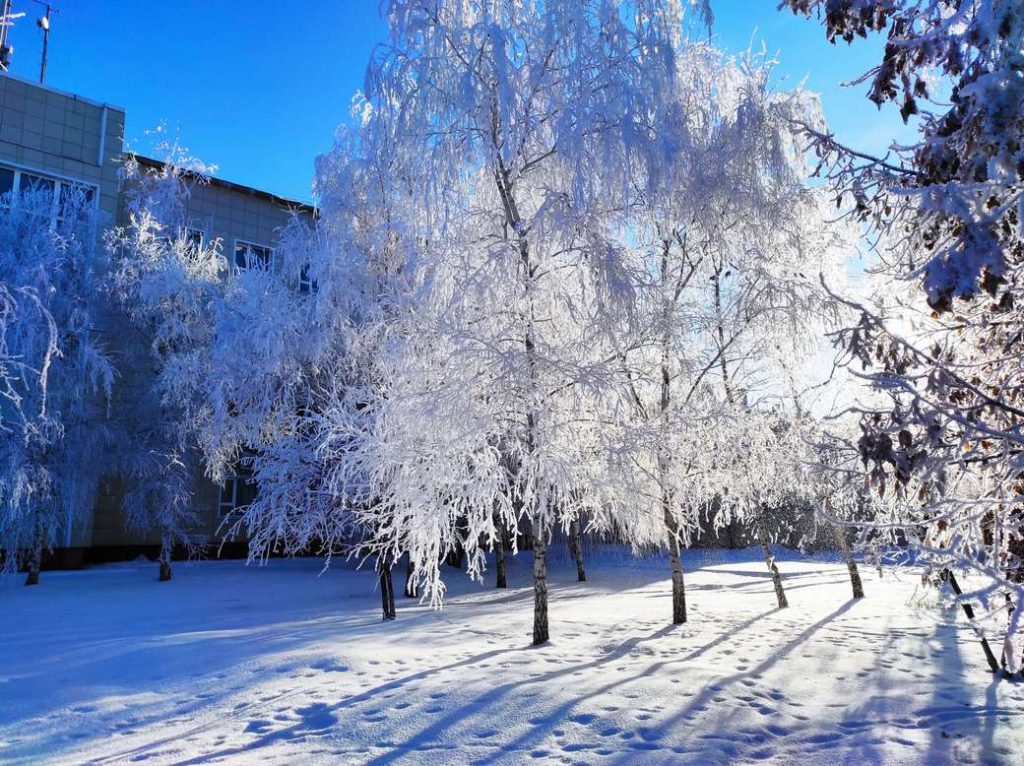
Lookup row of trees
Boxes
[2,1,857,644]
[114,1,853,644]
[5,0,1018,671]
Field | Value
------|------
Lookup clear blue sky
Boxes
[2,0,913,203]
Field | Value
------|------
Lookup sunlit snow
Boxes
[2,549,1019,764]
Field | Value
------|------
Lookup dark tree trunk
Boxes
[494,147,547,644]
[404,557,417,599]
[24,518,43,586]
[532,514,549,645]
[445,546,464,570]
[664,504,688,624]
[944,569,1000,673]
[25,544,42,586]
[726,519,738,549]
[158,532,173,582]
[569,517,586,582]
[380,562,396,621]
[757,513,788,609]
[832,523,864,599]
[494,521,508,589]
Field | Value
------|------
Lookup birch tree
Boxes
[608,46,850,622]
[0,187,113,585]
[202,114,425,619]
[107,150,224,580]
[321,0,691,645]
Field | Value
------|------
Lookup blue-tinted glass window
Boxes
[299,264,318,294]
[234,241,273,271]
[0,167,13,198]
[18,173,55,196]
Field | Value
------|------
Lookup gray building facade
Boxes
[0,72,315,562]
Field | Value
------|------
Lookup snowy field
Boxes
[2,549,1022,765]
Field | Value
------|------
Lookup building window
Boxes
[18,172,56,197]
[234,240,274,272]
[0,164,96,224]
[155,227,204,256]
[0,167,14,210]
[57,180,96,224]
[299,264,318,295]
[17,172,55,221]
[183,227,205,258]
[218,472,257,516]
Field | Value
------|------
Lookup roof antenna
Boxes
[33,0,57,84]
[0,0,25,72]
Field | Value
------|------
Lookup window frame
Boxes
[0,166,16,209]
[218,456,258,517]
[232,238,275,273]
[217,477,239,517]
[298,263,318,295]
[0,163,99,225]
[217,474,255,517]
[182,226,206,258]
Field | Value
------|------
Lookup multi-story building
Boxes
[0,71,316,565]
[0,71,124,243]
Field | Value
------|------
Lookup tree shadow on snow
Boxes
[77,559,861,765]
[624,598,860,761]
[94,596,877,766]
[921,608,1001,764]
[363,622,686,766]
[364,605,779,763]
[160,643,527,766]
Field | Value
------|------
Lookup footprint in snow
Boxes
[311,660,349,673]
[803,732,843,744]
[244,719,273,735]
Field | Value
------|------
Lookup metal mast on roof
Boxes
[33,0,56,84]
[0,0,24,72]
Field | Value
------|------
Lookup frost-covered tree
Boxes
[816,453,867,601]
[107,149,224,581]
[322,0,694,645]
[180,104,425,620]
[606,45,849,622]
[783,0,1024,673]
[190,214,323,481]
[308,125,439,621]
[0,187,113,585]
[0,285,50,432]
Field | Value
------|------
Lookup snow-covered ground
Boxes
[1,548,1021,765]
